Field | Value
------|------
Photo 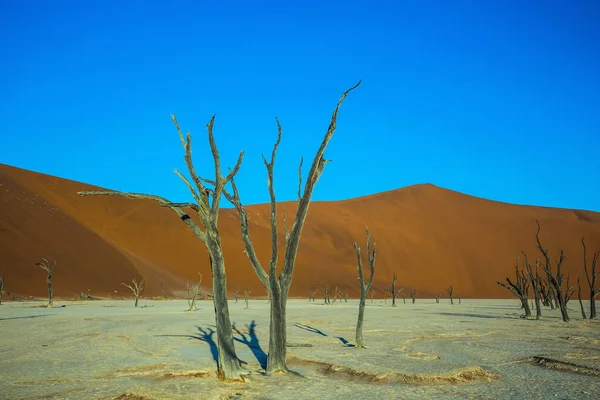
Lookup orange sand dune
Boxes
[1,163,599,300]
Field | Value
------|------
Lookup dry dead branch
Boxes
[582,236,600,319]
[447,285,454,305]
[34,258,56,308]
[121,278,146,308]
[354,226,376,348]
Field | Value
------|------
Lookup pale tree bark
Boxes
[78,114,247,381]
[496,257,532,318]
[308,289,317,302]
[35,258,56,308]
[447,285,454,305]
[332,286,340,304]
[225,81,361,374]
[435,294,440,303]
[121,278,146,307]
[233,289,239,303]
[521,253,542,319]
[410,290,417,304]
[354,227,376,348]
[582,236,600,319]
[534,220,570,322]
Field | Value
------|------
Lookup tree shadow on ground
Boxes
[437,312,520,320]
[232,320,268,370]
[336,336,355,347]
[0,314,50,321]
[156,325,221,365]
[294,323,327,336]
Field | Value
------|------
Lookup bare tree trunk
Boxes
[447,285,454,305]
[0,274,4,305]
[410,291,416,304]
[496,257,532,318]
[582,237,600,319]
[354,227,376,348]
[535,221,569,322]
[578,277,587,319]
[244,290,250,309]
[225,81,361,374]
[35,259,55,308]
[388,273,401,307]
[78,112,247,381]
[522,253,542,319]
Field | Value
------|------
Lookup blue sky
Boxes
[1,0,599,211]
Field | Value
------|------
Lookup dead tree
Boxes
[34,258,56,308]
[160,282,167,299]
[383,287,388,304]
[233,289,239,303]
[224,82,360,374]
[244,290,251,309]
[496,258,532,318]
[186,273,202,311]
[354,227,376,348]
[582,236,600,319]
[317,283,331,305]
[332,286,340,304]
[402,294,406,304]
[578,277,587,319]
[343,291,348,303]
[410,290,417,304]
[435,294,440,303]
[78,114,247,380]
[447,285,454,305]
[534,220,570,322]
[370,288,375,304]
[121,278,146,307]
[308,289,316,302]
[0,274,4,305]
[387,273,402,307]
[521,253,542,319]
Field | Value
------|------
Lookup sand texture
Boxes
[1,299,599,399]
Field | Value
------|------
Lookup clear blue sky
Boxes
[1,0,599,211]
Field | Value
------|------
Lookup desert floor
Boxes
[1,298,599,400]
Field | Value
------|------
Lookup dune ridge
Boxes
[1,163,599,300]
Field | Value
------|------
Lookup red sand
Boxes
[1,163,599,300]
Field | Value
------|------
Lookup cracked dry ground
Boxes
[1,299,599,399]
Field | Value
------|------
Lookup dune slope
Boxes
[1,163,599,299]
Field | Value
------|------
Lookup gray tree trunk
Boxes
[266,280,288,374]
[0,275,4,305]
[356,293,367,347]
[47,274,53,308]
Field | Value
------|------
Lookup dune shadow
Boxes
[437,312,516,320]
[336,336,355,347]
[0,314,50,321]
[233,320,268,370]
[294,323,327,337]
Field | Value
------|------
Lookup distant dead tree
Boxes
[78,113,247,380]
[160,282,167,299]
[317,283,331,305]
[370,288,375,304]
[354,227,376,348]
[435,294,440,303]
[402,294,406,304]
[0,274,4,305]
[308,289,316,302]
[224,81,360,374]
[385,273,402,307]
[343,290,349,303]
[534,220,570,322]
[34,258,56,308]
[409,290,417,304]
[332,286,340,304]
[447,285,454,305]
[496,258,532,318]
[578,277,587,319]
[186,273,202,311]
[521,253,542,319]
[581,236,600,319]
[233,289,239,303]
[244,290,251,309]
[121,278,146,308]
[382,287,388,304]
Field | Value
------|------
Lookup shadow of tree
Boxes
[232,320,268,370]
[336,336,355,347]
[156,325,220,365]
[294,323,327,336]
[0,314,50,321]
[437,312,517,320]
